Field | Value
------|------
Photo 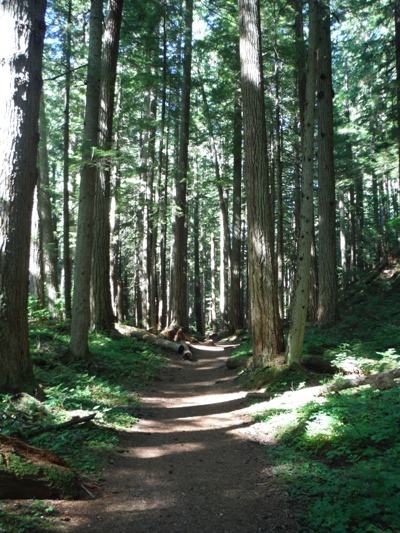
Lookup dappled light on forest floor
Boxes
[52,348,298,533]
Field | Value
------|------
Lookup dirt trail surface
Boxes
[55,346,298,532]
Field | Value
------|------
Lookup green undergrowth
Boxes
[248,273,400,532]
[258,386,400,532]
[0,500,58,533]
[0,324,166,532]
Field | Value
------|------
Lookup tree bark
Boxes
[158,5,169,330]
[29,189,45,307]
[316,1,338,324]
[286,0,318,364]
[92,0,124,332]
[395,0,400,211]
[0,0,46,394]
[63,0,72,319]
[170,0,193,329]
[201,83,232,327]
[70,0,103,358]
[210,232,218,334]
[38,93,60,319]
[238,0,284,366]
[230,92,244,332]
[194,171,205,335]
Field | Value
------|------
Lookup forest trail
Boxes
[55,347,298,532]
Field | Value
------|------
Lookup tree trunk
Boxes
[110,86,124,322]
[38,94,60,319]
[308,222,318,323]
[0,0,46,394]
[286,0,318,364]
[29,188,46,308]
[92,0,123,332]
[272,4,285,321]
[229,92,244,332]
[194,170,205,335]
[70,0,103,358]
[201,83,232,328]
[63,0,72,320]
[291,0,306,252]
[158,6,169,330]
[170,0,193,329]
[210,232,218,334]
[339,187,347,284]
[316,0,338,324]
[395,0,400,211]
[238,0,284,366]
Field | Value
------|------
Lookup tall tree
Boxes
[0,0,47,394]
[38,94,60,318]
[63,0,73,319]
[316,2,337,324]
[229,91,244,332]
[70,0,103,358]
[286,0,318,364]
[170,0,193,328]
[238,0,284,366]
[201,83,232,326]
[395,0,400,215]
[92,0,124,331]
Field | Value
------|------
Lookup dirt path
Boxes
[55,348,298,532]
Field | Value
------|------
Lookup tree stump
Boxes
[0,435,79,499]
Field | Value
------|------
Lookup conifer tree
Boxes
[0,0,46,394]
[238,0,284,365]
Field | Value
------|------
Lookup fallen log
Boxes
[325,368,400,393]
[22,413,96,438]
[130,330,184,354]
[245,369,400,405]
[0,435,79,499]
[179,341,198,362]
[142,333,185,354]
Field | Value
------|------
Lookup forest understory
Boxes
[0,264,400,533]
[1,263,400,532]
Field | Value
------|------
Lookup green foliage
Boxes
[0,500,58,532]
[1,325,166,475]
[0,324,166,530]
[260,386,400,532]
[251,276,400,532]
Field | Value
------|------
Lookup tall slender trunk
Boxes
[395,1,400,210]
[38,94,60,318]
[339,188,347,283]
[316,0,338,324]
[194,168,204,335]
[63,0,72,319]
[92,0,124,332]
[210,232,218,334]
[273,8,284,320]
[286,0,318,364]
[158,6,169,329]
[110,85,124,321]
[201,83,232,328]
[170,0,193,328]
[229,92,243,331]
[29,189,45,307]
[70,0,103,358]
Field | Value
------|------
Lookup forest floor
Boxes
[51,344,298,532]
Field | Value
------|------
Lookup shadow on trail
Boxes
[55,350,298,533]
